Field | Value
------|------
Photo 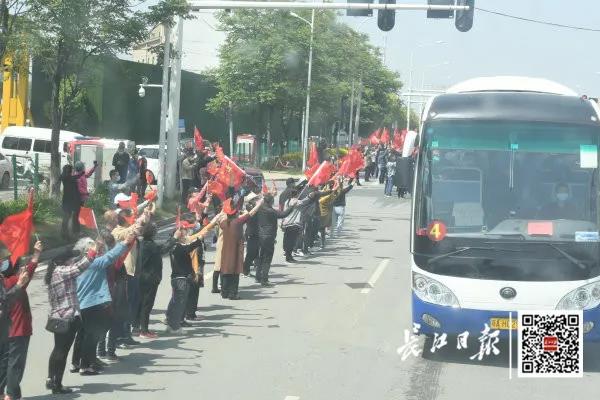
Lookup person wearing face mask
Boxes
[0,240,43,400]
[108,170,134,207]
[71,232,135,375]
[538,183,581,220]
[45,239,97,393]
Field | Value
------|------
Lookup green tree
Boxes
[26,0,190,195]
[208,9,405,155]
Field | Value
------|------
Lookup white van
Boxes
[0,126,90,174]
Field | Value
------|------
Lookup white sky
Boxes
[135,1,600,96]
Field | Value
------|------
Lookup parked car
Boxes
[0,151,12,189]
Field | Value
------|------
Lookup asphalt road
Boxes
[15,181,600,400]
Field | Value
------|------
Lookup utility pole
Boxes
[348,81,355,147]
[166,16,183,199]
[301,8,315,172]
[228,101,234,156]
[157,24,171,208]
[353,77,362,145]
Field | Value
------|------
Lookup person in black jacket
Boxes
[112,142,130,183]
[165,228,204,335]
[278,178,297,211]
[60,165,81,239]
[243,194,260,276]
[136,224,176,339]
[255,194,295,286]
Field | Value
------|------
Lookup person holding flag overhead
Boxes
[0,238,42,400]
[200,197,263,300]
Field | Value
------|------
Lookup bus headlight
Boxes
[413,272,460,308]
[556,282,600,310]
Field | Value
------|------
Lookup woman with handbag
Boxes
[71,231,135,375]
[45,238,98,394]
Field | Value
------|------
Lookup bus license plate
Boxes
[490,318,518,330]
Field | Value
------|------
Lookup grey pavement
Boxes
[15,181,600,400]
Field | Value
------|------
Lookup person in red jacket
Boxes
[0,240,42,400]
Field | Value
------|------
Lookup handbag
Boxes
[45,316,72,334]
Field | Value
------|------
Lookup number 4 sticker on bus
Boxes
[427,221,447,242]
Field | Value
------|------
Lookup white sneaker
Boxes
[296,250,305,257]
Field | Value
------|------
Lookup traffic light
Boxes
[377,0,395,32]
[347,0,373,17]
[455,0,475,32]
[426,0,454,19]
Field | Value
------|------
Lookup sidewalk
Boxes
[262,170,304,181]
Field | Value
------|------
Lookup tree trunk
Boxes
[50,44,64,197]
[266,105,272,159]
[0,0,8,60]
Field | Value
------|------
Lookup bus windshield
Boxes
[414,119,600,281]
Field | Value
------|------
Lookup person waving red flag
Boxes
[308,161,336,187]
[0,189,34,265]
[368,129,381,146]
[194,126,205,151]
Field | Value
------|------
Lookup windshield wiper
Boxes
[483,241,588,271]
[427,246,522,265]
[543,243,587,271]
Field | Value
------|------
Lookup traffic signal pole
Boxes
[188,1,469,12]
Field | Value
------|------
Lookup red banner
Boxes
[194,126,204,151]
[78,207,97,230]
[308,161,336,187]
[0,190,34,265]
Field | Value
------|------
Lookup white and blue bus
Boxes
[411,76,600,341]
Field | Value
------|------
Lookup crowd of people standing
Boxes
[362,130,418,198]
[0,151,357,398]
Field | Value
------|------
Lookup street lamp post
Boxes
[138,24,171,208]
[290,10,315,172]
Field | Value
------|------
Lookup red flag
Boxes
[381,128,390,144]
[144,189,158,203]
[194,126,204,151]
[308,161,336,187]
[207,180,226,200]
[214,153,246,189]
[368,129,381,146]
[307,142,319,168]
[337,149,365,178]
[78,207,97,230]
[262,180,269,194]
[304,163,319,180]
[0,190,34,265]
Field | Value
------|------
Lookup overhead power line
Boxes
[476,7,600,32]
